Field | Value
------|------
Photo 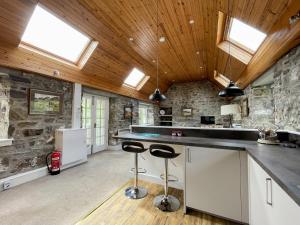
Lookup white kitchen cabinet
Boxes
[185,146,248,223]
[248,155,300,225]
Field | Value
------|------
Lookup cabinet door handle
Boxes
[266,178,272,205]
[187,148,191,163]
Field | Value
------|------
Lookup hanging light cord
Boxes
[228,0,232,81]
[156,0,159,89]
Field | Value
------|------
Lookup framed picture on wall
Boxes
[29,89,63,115]
[124,105,133,119]
[182,108,193,116]
[241,97,249,117]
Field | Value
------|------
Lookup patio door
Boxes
[81,94,109,154]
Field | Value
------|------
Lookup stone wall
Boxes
[0,75,10,139]
[160,81,229,127]
[0,67,72,179]
[235,85,275,128]
[234,44,300,132]
[108,97,139,146]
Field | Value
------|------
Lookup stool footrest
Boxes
[160,173,178,182]
[130,167,147,174]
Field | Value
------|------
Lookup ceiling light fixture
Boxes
[189,19,195,24]
[219,0,244,98]
[149,0,166,103]
[159,36,166,42]
[196,51,200,55]
[129,37,134,41]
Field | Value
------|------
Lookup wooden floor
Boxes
[76,180,239,225]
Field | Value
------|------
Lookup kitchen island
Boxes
[114,125,300,224]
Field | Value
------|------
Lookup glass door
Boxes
[93,96,109,152]
[82,94,93,154]
[81,94,109,154]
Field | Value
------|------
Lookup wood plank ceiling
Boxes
[0,0,299,101]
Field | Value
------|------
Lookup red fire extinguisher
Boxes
[46,151,61,175]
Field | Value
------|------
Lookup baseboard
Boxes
[61,159,88,170]
[136,173,183,190]
[107,144,121,151]
[0,166,48,191]
[0,159,88,191]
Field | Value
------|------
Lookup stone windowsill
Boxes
[0,139,13,147]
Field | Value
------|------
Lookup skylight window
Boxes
[123,68,149,90]
[124,68,146,87]
[21,5,91,63]
[228,18,267,53]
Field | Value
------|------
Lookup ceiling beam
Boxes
[236,0,300,89]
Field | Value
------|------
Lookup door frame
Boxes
[82,93,109,155]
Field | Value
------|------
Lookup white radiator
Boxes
[55,128,88,170]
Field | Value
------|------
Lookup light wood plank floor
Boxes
[77,181,237,225]
[76,180,239,225]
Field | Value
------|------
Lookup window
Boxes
[20,5,96,66]
[228,18,267,53]
[124,68,149,90]
[214,70,230,87]
[139,104,154,125]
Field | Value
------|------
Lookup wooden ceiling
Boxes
[0,0,299,101]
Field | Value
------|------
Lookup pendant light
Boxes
[149,0,166,103]
[219,0,244,97]
[218,81,244,97]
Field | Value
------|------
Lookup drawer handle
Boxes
[266,178,273,206]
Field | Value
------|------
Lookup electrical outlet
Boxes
[3,181,11,190]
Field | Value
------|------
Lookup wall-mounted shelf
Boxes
[159,107,172,126]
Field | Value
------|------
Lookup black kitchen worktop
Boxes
[114,132,300,206]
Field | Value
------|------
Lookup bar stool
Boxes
[122,141,148,199]
[149,144,181,212]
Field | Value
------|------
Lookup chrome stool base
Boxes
[125,186,148,199]
[153,195,180,212]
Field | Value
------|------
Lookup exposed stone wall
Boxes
[235,85,275,128]
[160,81,229,127]
[0,67,72,179]
[234,44,300,132]
[0,76,10,139]
[108,97,139,146]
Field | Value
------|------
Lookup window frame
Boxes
[226,18,267,55]
[19,4,97,68]
[138,103,154,126]
[123,68,150,90]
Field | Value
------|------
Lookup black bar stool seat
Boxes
[149,144,180,159]
[122,141,148,199]
[150,144,181,212]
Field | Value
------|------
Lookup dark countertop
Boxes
[114,133,300,206]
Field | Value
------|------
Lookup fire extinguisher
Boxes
[46,151,61,175]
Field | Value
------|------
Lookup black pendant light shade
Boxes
[149,88,166,102]
[218,81,244,97]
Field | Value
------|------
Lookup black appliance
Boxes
[201,116,215,125]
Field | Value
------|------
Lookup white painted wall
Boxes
[72,83,82,129]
